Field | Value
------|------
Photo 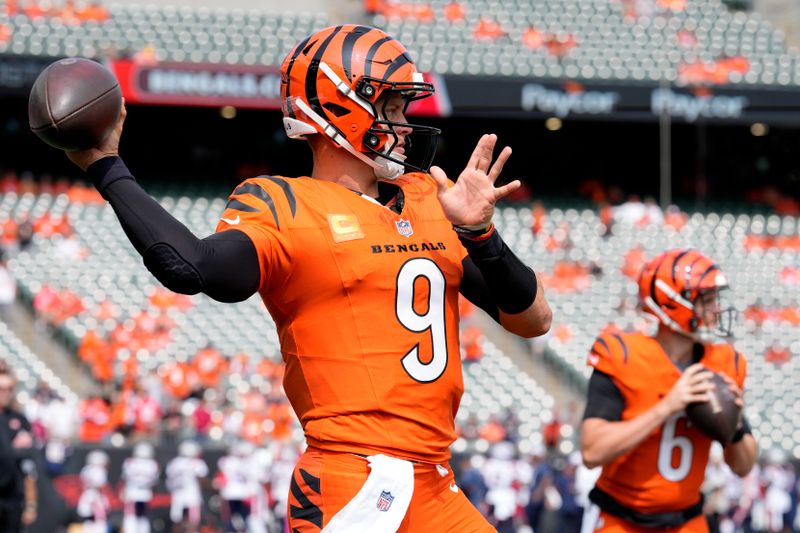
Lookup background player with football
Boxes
[580,248,758,533]
[61,24,551,532]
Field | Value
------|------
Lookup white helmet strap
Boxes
[290,96,404,180]
[654,279,694,310]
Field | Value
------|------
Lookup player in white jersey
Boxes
[481,441,521,532]
[121,442,160,533]
[77,450,110,533]
[215,441,255,533]
[166,440,208,533]
[267,444,299,529]
[246,447,275,533]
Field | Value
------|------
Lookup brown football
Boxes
[686,371,740,444]
[28,57,122,151]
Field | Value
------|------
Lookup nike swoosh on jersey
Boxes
[221,215,241,225]
[449,483,458,493]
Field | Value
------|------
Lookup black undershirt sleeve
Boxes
[86,156,260,303]
[459,256,501,323]
[457,230,538,315]
[583,370,625,422]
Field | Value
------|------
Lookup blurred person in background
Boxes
[0,365,37,532]
[612,194,647,226]
[16,215,33,251]
[76,449,110,533]
[481,441,519,532]
[457,454,489,513]
[121,441,160,533]
[760,449,792,533]
[702,443,735,533]
[268,443,299,530]
[554,452,586,533]
[78,393,111,443]
[63,22,550,532]
[248,446,274,533]
[216,441,256,533]
[794,473,800,533]
[166,440,208,533]
[581,249,758,532]
[525,443,554,531]
[27,383,77,476]
[0,256,16,324]
[574,451,601,533]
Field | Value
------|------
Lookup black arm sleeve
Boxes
[459,257,501,323]
[582,370,625,422]
[86,156,260,303]
[457,230,538,314]
[0,419,16,492]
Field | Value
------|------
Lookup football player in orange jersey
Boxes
[580,249,757,533]
[64,25,551,532]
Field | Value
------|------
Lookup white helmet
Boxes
[133,442,155,459]
[178,440,201,458]
[86,449,110,467]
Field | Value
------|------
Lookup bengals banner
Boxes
[107,58,449,116]
[109,59,283,109]
[7,54,800,123]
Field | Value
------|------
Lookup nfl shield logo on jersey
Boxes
[395,219,413,238]
[377,490,394,512]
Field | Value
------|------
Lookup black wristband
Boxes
[731,416,751,444]
[86,155,135,198]
[457,227,504,260]
[458,230,538,314]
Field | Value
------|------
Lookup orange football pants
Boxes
[595,510,709,533]
[287,447,496,532]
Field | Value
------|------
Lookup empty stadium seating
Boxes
[0,320,77,404]
[371,0,798,85]
[0,0,797,86]
[0,4,329,65]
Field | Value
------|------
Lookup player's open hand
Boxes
[662,363,714,415]
[67,98,127,171]
[429,133,521,227]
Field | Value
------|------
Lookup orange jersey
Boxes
[216,173,467,463]
[587,331,747,513]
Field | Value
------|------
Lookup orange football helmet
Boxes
[280,25,440,179]
[638,248,735,342]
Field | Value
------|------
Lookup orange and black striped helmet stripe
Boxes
[282,25,417,124]
[644,248,721,307]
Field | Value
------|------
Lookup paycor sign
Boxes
[521,83,621,117]
[651,88,748,122]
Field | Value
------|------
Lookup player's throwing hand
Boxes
[429,133,521,227]
[67,99,127,171]
[661,363,714,415]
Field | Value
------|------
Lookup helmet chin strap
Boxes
[372,150,405,181]
[644,296,715,344]
[291,97,405,180]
